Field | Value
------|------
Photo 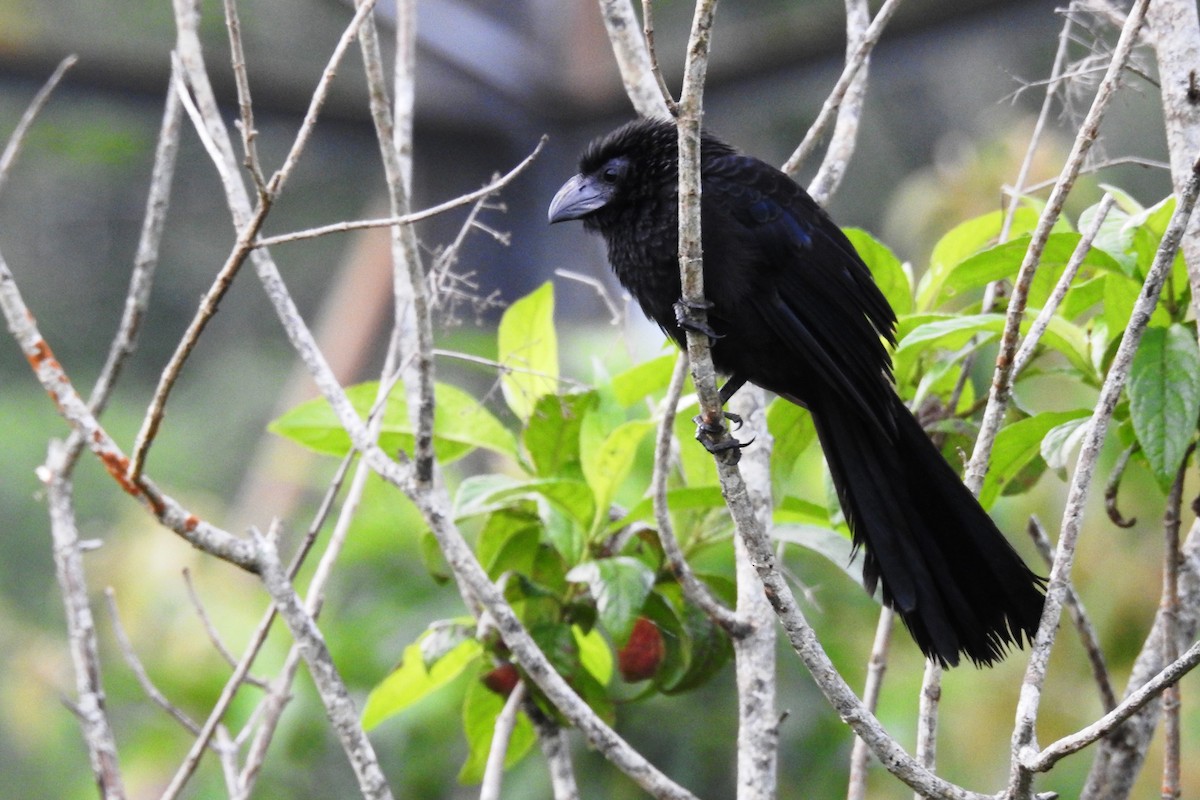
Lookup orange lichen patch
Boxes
[26,338,60,371]
[97,449,140,498]
[183,515,199,532]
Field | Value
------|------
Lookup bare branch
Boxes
[1025,637,1200,773]
[104,588,204,736]
[1158,445,1192,798]
[255,138,546,250]
[964,0,1151,496]
[527,702,580,800]
[1026,517,1116,712]
[42,442,127,800]
[808,0,871,204]
[597,0,672,119]
[653,353,750,636]
[1011,192,1116,377]
[847,608,894,800]
[1007,152,1200,797]
[255,528,395,800]
[0,55,76,197]
[479,683,527,800]
[781,0,904,177]
[222,0,267,191]
[729,386,779,800]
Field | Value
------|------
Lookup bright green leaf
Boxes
[844,228,912,315]
[611,354,679,406]
[1128,324,1200,489]
[580,418,656,531]
[573,624,613,687]
[270,381,516,463]
[916,207,1038,311]
[566,557,656,645]
[362,637,482,730]
[1040,415,1092,475]
[979,410,1090,509]
[498,282,558,421]
[524,390,596,479]
[767,397,817,488]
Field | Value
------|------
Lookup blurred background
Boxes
[0,0,1187,798]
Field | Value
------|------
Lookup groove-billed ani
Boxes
[548,118,1044,667]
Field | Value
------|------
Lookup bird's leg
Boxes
[694,374,754,454]
[673,297,723,342]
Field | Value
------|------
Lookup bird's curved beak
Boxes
[548,173,612,223]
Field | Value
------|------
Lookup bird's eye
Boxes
[600,158,627,185]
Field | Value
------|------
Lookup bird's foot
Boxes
[693,412,754,457]
[674,298,723,341]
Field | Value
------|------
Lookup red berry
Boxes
[617,617,664,682]
[482,662,520,696]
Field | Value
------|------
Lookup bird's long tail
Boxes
[807,388,1045,667]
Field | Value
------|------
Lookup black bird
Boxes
[548,118,1045,667]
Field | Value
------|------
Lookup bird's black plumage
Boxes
[549,118,1045,667]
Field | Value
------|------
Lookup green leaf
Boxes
[767,397,817,489]
[611,354,679,406]
[498,281,558,421]
[1103,273,1171,340]
[916,207,1038,311]
[607,486,727,532]
[580,418,656,531]
[978,410,1090,509]
[458,675,536,784]
[1128,324,1200,488]
[844,228,912,315]
[524,391,596,479]
[362,637,482,730]
[270,381,516,463]
[929,233,1123,310]
[894,312,1091,384]
[773,523,862,586]
[1040,415,1092,476]
[573,624,613,687]
[566,557,656,645]
[657,577,734,694]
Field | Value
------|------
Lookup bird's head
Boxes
[548,117,684,227]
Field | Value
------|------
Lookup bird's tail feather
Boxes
[807,389,1045,667]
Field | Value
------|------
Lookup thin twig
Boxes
[104,588,204,736]
[1006,150,1200,797]
[652,354,749,635]
[553,269,625,327]
[42,442,127,800]
[269,0,379,198]
[1024,637,1200,773]
[641,0,679,115]
[222,0,266,192]
[479,683,527,800]
[847,608,894,800]
[255,139,546,249]
[181,569,269,689]
[1159,445,1192,799]
[1026,517,1116,712]
[1011,192,1116,377]
[255,527,395,800]
[964,0,1150,496]
[781,0,905,177]
[0,55,76,197]
[597,0,672,119]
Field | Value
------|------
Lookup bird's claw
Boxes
[674,298,723,341]
[692,413,754,456]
